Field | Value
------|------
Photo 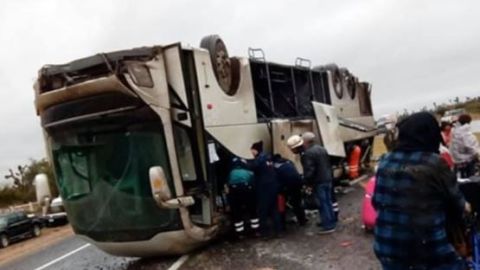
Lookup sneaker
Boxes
[317,227,336,235]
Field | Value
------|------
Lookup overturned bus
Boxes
[33,35,376,257]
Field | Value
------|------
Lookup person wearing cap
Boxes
[272,154,307,227]
[287,135,336,234]
[248,141,281,237]
[227,157,259,238]
[450,114,479,178]
[302,131,339,222]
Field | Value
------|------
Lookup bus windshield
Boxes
[48,111,181,242]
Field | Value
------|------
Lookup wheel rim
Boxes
[214,40,232,92]
[34,226,40,236]
[1,236,7,247]
[333,70,343,99]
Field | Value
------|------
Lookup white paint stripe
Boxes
[167,254,189,270]
[34,243,91,270]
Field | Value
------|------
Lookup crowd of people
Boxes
[224,111,479,269]
[373,112,479,270]
[225,132,337,239]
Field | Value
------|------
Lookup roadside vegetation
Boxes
[0,159,58,208]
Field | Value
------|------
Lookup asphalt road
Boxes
[1,184,380,270]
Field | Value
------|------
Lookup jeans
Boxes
[315,183,336,230]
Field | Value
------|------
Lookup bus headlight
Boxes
[149,166,172,201]
[149,166,195,209]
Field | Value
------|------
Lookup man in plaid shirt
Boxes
[373,112,469,270]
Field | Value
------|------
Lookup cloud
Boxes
[1,0,480,180]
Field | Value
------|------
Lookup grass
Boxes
[372,135,387,158]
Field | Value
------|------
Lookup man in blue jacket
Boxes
[287,135,336,234]
[248,141,281,237]
[272,154,306,227]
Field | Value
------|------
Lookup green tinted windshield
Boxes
[51,119,181,242]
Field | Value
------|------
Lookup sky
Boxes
[0,0,480,182]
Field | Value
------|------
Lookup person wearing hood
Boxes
[450,114,479,178]
[373,112,470,270]
[227,157,259,238]
[247,141,281,237]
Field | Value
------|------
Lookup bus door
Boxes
[312,101,346,157]
[164,45,213,226]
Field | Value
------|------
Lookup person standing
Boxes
[287,135,337,234]
[441,121,453,147]
[302,132,339,221]
[272,154,307,227]
[373,112,469,270]
[227,157,259,238]
[248,141,281,237]
[450,114,479,178]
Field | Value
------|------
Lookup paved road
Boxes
[1,185,379,270]
[0,235,176,270]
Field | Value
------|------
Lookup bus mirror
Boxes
[149,166,172,201]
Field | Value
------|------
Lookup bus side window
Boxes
[173,126,197,181]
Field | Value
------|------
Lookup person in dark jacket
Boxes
[373,112,470,270]
[302,132,339,222]
[287,135,337,234]
[248,141,281,237]
[272,154,307,227]
[227,157,259,238]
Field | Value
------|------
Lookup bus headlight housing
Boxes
[149,166,195,209]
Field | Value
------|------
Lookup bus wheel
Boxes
[200,35,240,95]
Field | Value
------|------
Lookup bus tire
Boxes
[200,35,239,95]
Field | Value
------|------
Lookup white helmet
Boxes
[287,135,304,149]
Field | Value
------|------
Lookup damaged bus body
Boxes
[33,35,376,257]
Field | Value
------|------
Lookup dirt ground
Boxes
[0,225,73,267]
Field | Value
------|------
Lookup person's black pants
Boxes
[284,183,306,225]
[257,185,281,236]
[455,160,477,179]
[228,183,259,234]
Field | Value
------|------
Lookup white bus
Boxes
[33,35,376,257]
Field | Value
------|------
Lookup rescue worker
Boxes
[247,141,281,237]
[227,157,259,238]
[272,154,307,227]
[288,135,337,234]
[450,114,479,178]
[373,112,470,270]
[302,132,339,222]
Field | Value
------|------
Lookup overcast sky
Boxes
[0,0,479,181]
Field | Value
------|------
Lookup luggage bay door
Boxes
[312,102,346,157]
